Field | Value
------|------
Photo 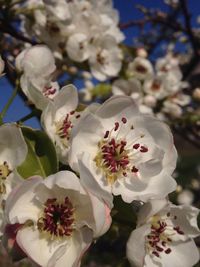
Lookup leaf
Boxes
[91,84,112,98]
[17,127,58,179]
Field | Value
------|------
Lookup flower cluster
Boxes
[0,45,198,266]
[1,0,200,265]
[112,53,190,119]
[18,0,124,81]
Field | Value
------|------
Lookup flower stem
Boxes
[17,109,41,124]
[0,81,19,124]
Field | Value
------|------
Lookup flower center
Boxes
[0,161,11,194]
[43,85,57,98]
[151,80,161,91]
[135,64,147,74]
[55,111,81,148]
[146,214,184,258]
[94,118,148,184]
[37,197,75,238]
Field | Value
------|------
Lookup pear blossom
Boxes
[177,190,194,205]
[5,171,112,267]
[20,0,124,81]
[193,88,200,101]
[127,57,154,80]
[16,45,59,110]
[112,78,142,101]
[127,199,200,267]
[69,96,177,204]
[0,124,27,234]
[143,77,167,100]
[89,36,122,81]
[41,85,80,164]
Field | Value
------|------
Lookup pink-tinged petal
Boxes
[5,176,42,224]
[50,228,93,267]
[78,152,113,208]
[127,224,151,267]
[87,191,112,238]
[0,124,28,168]
[16,227,67,267]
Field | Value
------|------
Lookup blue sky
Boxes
[0,0,200,128]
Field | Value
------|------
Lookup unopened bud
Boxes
[193,88,200,101]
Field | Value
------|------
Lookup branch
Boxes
[0,19,37,45]
[180,0,199,56]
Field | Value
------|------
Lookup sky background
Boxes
[1,0,200,129]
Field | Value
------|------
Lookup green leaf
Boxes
[17,127,58,179]
[91,84,112,98]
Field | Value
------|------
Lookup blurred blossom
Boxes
[177,190,194,205]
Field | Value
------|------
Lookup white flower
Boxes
[162,101,182,118]
[69,96,177,204]
[127,199,200,267]
[156,54,179,74]
[0,124,27,234]
[143,77,167,100]
[16,45,58,110]
[177,190,194,205]
[0,124,27,201]
[89,36,122,81]
[112,78,142,101]
[136,48,148,58]
[0,56,5,76]
[5,171,112,267]
[66,33,90,62]
[193,88,200,101]
[127,57,154,80]
[41,85,80,164]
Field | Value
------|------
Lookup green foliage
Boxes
[91,84,112,98]
[17,127,58,178]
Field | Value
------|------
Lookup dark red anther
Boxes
[121,117,127,124]
[156,246,164,252]
[70,110,75,115]
[152,251,159,258]
[173,226,184,235]
[165,248,172,254]
[114,122,119,131]
[104,131,109,139]
[131,166,138,173]
[133,143,140,149]
[140,146,148,153]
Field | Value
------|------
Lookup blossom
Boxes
[41,85,80,163]
[16,45,59,110]
[89,36,122,81]
[0,124,27,234]
[20,0,124,81]
[5,171,111,267]
[127,57,154,80]
[126,199,200,267]
[112,78,142,101]
[69,96,177,204]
